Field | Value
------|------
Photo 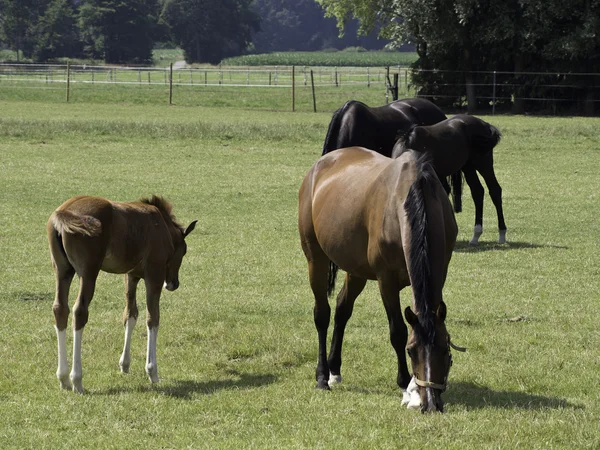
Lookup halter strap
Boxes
[413,377,447,392]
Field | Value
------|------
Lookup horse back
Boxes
[48,196,174,276]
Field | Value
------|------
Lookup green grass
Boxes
[223,51,418,67]
[0,101,599,448]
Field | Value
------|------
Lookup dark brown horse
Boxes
[299,148,459,412]
[322,98,447,156]
[47,195,197,393]
[392,114,506,245]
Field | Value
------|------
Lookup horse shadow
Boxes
[446,381,580,410]
[453,240,569,253]
[97,370,277,399]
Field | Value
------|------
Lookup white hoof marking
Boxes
[498,229,507,244]
[469,224,483,246]
[329,374,342,385]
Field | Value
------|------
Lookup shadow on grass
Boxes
[14,291,52,302]
[97,371,278,399]
[454,240,569,253]
[447,381,581,410]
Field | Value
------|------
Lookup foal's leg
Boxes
[144,277,163,384]
[119,274,140,374]
[477,158,507,243]
[377,276,412,403]
[71,270,100,393]
[327,274,367,385]
[51,259,75,390]
[308,258,332,390]
[463,167,485,245]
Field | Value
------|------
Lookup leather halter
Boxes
[412,336,466,392]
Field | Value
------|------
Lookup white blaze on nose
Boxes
[425,345,435,407]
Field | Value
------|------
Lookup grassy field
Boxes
[0,100,599,448]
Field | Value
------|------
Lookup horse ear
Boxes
[404,306,418,327]
[436,301,447,322]
[184,220,198,237]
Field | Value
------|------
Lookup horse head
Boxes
[164,220,197,291]
[404,301,452,413]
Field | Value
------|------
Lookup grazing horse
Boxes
[299,148,459,412]
[47,195,197,393]
[392,114,506,245]
[322,98,447,156]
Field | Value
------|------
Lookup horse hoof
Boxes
[315,380,331,391]
[498,230,507,244]
[71,380,84,394]
[469,225,483,245]
[329,374,342,385]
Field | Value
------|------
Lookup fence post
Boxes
[66,61,70,103]
[310,70,317,113]
[169,63,173,105]
[492,70,497,115]
[367,67,370,87]
[292,65,295,112]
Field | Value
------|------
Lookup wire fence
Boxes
[1,62,598,114]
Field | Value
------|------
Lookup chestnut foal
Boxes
[47,195,196,392]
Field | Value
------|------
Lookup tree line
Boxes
[317,0,600,114]
[0,0,387,65]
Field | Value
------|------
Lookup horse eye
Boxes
[407,348,412,357]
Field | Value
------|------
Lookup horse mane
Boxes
[404,153,438,344]
[140,195,184,232]
[322,100,354,155]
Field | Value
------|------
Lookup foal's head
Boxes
[164,219,197,291]
[142,196,197,291]
[404,302,452,413]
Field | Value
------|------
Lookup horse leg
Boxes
[327,274,367,385]
[307,257,332,390]
[377,276,413,405]
[463,167,485,245]
[51,257,75,390]
[119,274,140,374]
[70,270,99,393]
[144,277,162,384]
[478,162,507,243]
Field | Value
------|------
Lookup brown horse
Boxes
[391,114,506,245]
[47,195,197,393]
[299,148,459,412]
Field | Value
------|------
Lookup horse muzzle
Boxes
[164,280,179,291]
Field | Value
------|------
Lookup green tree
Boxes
[78,0,161,64]
[0,0,49,60]
[316,0,600,113]
[161,0,260,64]
[251,0,386,52]
[33,0,81,61]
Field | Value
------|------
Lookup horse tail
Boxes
[327,261,339,298]
[404,155,438,342]
[391,124,418,158]
[450,171,463,213]
[51,210,102,237]
[322,101,352,155]
[473,121,502,153]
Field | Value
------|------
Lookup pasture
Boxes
[0,100,599,448]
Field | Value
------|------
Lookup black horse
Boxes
[392,115,506,245]
[322,99,506,245]
[322,98,447,156]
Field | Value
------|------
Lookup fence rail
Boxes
[1,62,598,114]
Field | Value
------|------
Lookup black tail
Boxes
[404,155,438,343]
[322,101,352,155]
[472,121,502,153]
[450,171,463,213]
[327,261,339,298]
